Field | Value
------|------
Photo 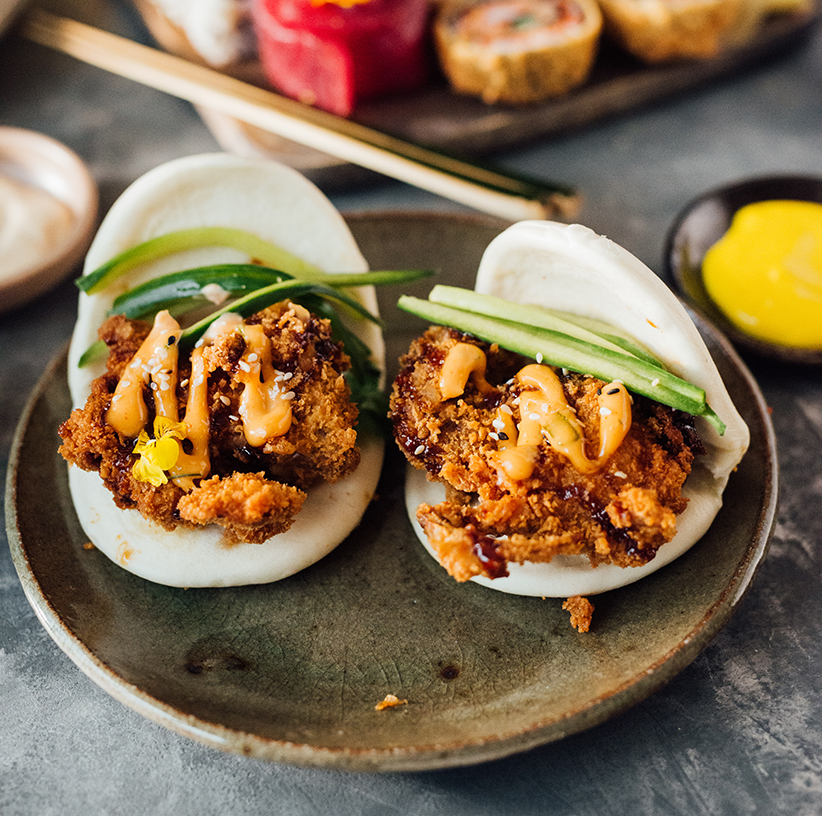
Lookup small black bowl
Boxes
[664,174,822,366]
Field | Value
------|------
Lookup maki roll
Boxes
[434,0,602,104]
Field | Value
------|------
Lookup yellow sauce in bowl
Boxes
[702,199,822,349]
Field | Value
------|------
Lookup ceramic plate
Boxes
[6,213,777,772]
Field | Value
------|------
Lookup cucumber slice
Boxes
[398,294,726,435]
[77,227,327,294]
[428,286,654,363]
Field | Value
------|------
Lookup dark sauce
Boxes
[556,484,655,565]
[465,523,508,579]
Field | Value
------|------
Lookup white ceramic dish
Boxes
[0,126,98,313]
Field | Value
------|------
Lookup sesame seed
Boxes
[607,387,621,395]
[500,404,513,415]
[489,432,499,441]
[282,391,295,400]
[492,418,505,430]
[111,395,120,404]
[180,379,189,388]
[160,382,170,391]
[562,368,569,376]
[498,432,509,441]
[239,361,251,372]
[230,415,239,421]
[599,406,613,416]
[614,470,627,479]
[150,382,158,391]
[651,378,660,387]
[283,372,293,380]
[414,444,425,455]
[192,376,204,387]
[120,380,131,388]
[219,395,231,405]
[248,353,258,362]
[536,353,543,363]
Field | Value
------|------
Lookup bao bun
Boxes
[405,220,749,598]
[67,154,384,588]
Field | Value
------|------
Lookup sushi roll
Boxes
[434,0,603,105]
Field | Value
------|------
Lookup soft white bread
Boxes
[405,221,749,597]
[434,0,603,104]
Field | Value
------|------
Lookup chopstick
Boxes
[20,7,580,222]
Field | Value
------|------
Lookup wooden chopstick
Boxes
[20,7,581,222]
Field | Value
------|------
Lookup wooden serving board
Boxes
[134,0,820,185]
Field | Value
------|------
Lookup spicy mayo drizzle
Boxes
[236,323,294,446]
[106,308,298,490]
[440,342,632,480]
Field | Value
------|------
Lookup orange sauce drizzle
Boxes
[439,342,495,399]
[439,344,632,481]
[236,323,293,447]
[106,309,297,491]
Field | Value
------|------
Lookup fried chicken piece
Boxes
[59,302,360,544]
[563,596,594,633]
[177,472,306,543]
[390,326,703,582]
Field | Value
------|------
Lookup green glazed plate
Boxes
[6,212,778,772]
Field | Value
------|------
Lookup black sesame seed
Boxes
[498,432,509,441]
[607,387,620,395]
[168,336,177,345]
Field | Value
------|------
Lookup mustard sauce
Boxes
[702,199,822,349]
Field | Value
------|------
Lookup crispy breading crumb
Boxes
[375,694,408,711]
[563,596,594,633]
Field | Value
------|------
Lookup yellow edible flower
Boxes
[132,416,187,487]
